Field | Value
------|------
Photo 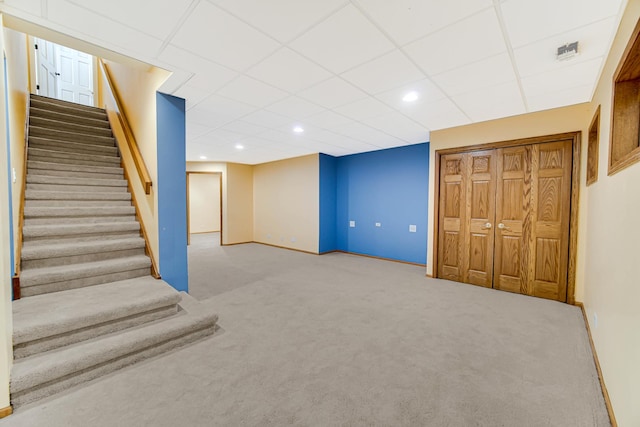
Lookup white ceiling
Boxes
[0,0,627,164]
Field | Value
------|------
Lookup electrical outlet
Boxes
[409,225,417,233]
[375,222,381,227]
[12,168,16,183]
[349,221,356,228]
[593,313,598,329]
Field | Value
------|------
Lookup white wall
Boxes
[582,1,640,425]
[0,14,15,412]
[188,173,221,233]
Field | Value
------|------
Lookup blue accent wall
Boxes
[333,143,429,265]
[156,92,188,292]
[319,154,337,253]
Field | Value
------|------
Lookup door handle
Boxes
[483,222,492,229]
[498,223,511,231]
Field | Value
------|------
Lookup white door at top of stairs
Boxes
[35,38,94,106]
[34,38,57,99]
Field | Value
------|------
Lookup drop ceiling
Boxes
[0,0,627,164]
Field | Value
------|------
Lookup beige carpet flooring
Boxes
[1,233,609,426]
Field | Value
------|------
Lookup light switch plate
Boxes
[349,221,356,228]
[409,225,417,233]
[375,222,381,227]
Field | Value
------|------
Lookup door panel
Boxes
[438,151,496,287]
[530,141,573,301]
[464,150,496,287]
[438,154,465,281]
[494,146,529,294]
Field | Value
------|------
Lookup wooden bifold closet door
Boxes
[437,140,573,302]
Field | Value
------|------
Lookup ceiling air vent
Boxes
[557,42,579,61]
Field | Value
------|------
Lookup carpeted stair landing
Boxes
[11,94,218,408]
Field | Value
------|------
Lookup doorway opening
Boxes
[33,37,96,106]
[187,172,223,247]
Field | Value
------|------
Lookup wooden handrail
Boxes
[98,59,152,194]
[13,95,30,298]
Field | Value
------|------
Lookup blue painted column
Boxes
[156,92,188,292]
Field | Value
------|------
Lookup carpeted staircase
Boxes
[11,94,217,408]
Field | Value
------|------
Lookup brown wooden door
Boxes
[437,150,496,287]
[494,140,573,301]
[438,139,573,302]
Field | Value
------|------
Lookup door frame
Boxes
[186,172,223,246]
[432,131,581,304]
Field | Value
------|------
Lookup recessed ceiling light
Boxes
[402,91,419,102]
[293,126,304,133]
[235,144,244,150]
[199,155,207,160]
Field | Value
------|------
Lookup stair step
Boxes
[29,107,110,129]
[29,136,118,157]
[25,189,131,201]
[29,116,113,138]
[27,182,130,194]
[21,236,145,266]
[25,199,133,207]
[21,236,146,269]
[27,160,123,178]
[24,215,137,226]
[20,255,151,292]
[24,205,135,218]
[26,174,127,188]
[12,277,180,359]
[30,126,116,147]
[29,146,119,165]
[10,292,217,407]
[23,220,140,239]
[30,96,107,120]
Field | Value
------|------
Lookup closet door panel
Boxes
[438,154,466,281]
[464,150,496,287]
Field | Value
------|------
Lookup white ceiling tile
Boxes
[334,97,395,121]
[331,122,401,147]
[216,76,289,108]
[246,48,332,93]
[304,110,353,129]
[452,80,526,122]
[521,57,602,100]
[501,0,623,47]
[173,84,212,110]
[313,130,381,151]
[185,122,214,140]
[298,77,368,109]
[2,0,41,16]
[65,0,193,40]
[375,78,446,111]
[290,4,395,74]
[196,129,247,145]
[170,1,280,71]
[432,53,516,96]
[210,0,346,42]
[220,120,269,137]
[527,84,593,112]
[187,107,234,128]
[47,0,163,56]
[355,0,493,45]
[341,50,426,95]
[157,45,238,92]
[361,112,429,143]
[190,95,257,127]
[265,96,325,119]
[403,8,507,75]
[242,110,293,128]
[158,69,194,94]
[404,97,471,130]
[513,18,616,78]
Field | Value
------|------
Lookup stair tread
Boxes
[27,160,123,175]
[28,146,119,162]
[24,205,135,217]
[22,236,144,258]
[25,189,131,201]
[30,126,115,145]
[20,255,151,286]
[26,174,127,187]
[29,107,110,128]
[30,116,113,137]
[29,136,117,153]
[11,297,217,393]
[13,277,181,345]
[23,220,139,237]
